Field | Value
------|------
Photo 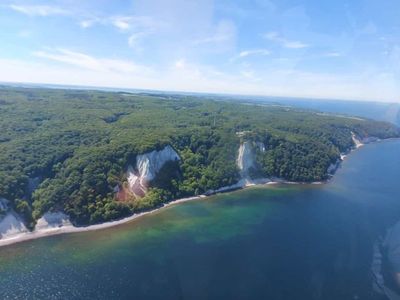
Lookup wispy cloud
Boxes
[78,15,159,50]
[193,20,236,45]
[240,70,261,81]
[2,1,399,102]
[33,48,152,74]
[231,49,270,62]
[79,18,98,29]
[9,4,68,16]
[239,49,270,58]
[128,32,149,49]
[323,52,342,57]
[79,15,158,30]
[264,31,309,49]
[112,16,132,30]
[110,16,160,32]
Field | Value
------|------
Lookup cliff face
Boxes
[237,141,255,177]
[351,132,380,149]
[351,132,364,149]
[0,198,28,239]
[35,212,72,231]
[127,145,180,197]
[237,141,266,180]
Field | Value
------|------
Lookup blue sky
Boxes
[0,0,399,102]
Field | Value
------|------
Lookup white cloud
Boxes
[264,31,309,49]
[193,20,236,45]
[231,49,270,62]
[283,41,309,49]
[239,49,270,57]
[1,56,399,102]
[127,32,149,50]
[77,14,159,49]
[174,59,186,69]
[110,16,159,32]
[32,48,152,74]
[79,19,97,29]
[81,15,160,49]
[241,70,254,78]
[112,17,131,30]
[9,4,68,16]
[324,52,342,57]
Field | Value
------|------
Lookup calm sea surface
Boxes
[1,140,400,300]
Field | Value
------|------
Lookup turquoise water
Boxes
[1,140,400,299]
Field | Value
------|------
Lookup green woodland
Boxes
[0,86,399,228]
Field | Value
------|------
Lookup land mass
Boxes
[0,86,399,245]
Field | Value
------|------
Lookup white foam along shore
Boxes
[0,135,376,248]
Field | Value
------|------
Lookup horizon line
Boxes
[0,80,398,105]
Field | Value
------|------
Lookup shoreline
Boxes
[0,179,306,248]
[0,137,394,248]
[0,195,206,248]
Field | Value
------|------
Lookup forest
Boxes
[0,86,399,228]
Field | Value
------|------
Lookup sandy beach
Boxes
[0,175,332,248]
[0,194,208,248]
[0,138,374,248]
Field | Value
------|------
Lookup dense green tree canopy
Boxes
[0,86,398,227]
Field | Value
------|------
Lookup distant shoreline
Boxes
[0,138,396,248]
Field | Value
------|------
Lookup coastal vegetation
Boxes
[0,86,399,228]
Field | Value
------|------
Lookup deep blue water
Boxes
[0,139,399,300]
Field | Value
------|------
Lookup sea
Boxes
[0,139,400,300]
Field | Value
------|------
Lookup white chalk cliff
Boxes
[237,141,266,176]
[237,141,255,176]
[35,212,72,231]
[128,145,180,196]
[0,198,28,239]
[236,141,271,187]
[351,131,379,149]
[351,132,364,149]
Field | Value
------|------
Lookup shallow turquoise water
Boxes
[1,140,400,299]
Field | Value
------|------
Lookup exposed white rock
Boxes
[127,167,145,197]
[128,145,180,196]
[35,212,72,231]
[236,141,272,185]
[237,141,255,175]
[351,132,364,149]
[0,198,29,240]
[351,132,380,149]
[0,211,28,239]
